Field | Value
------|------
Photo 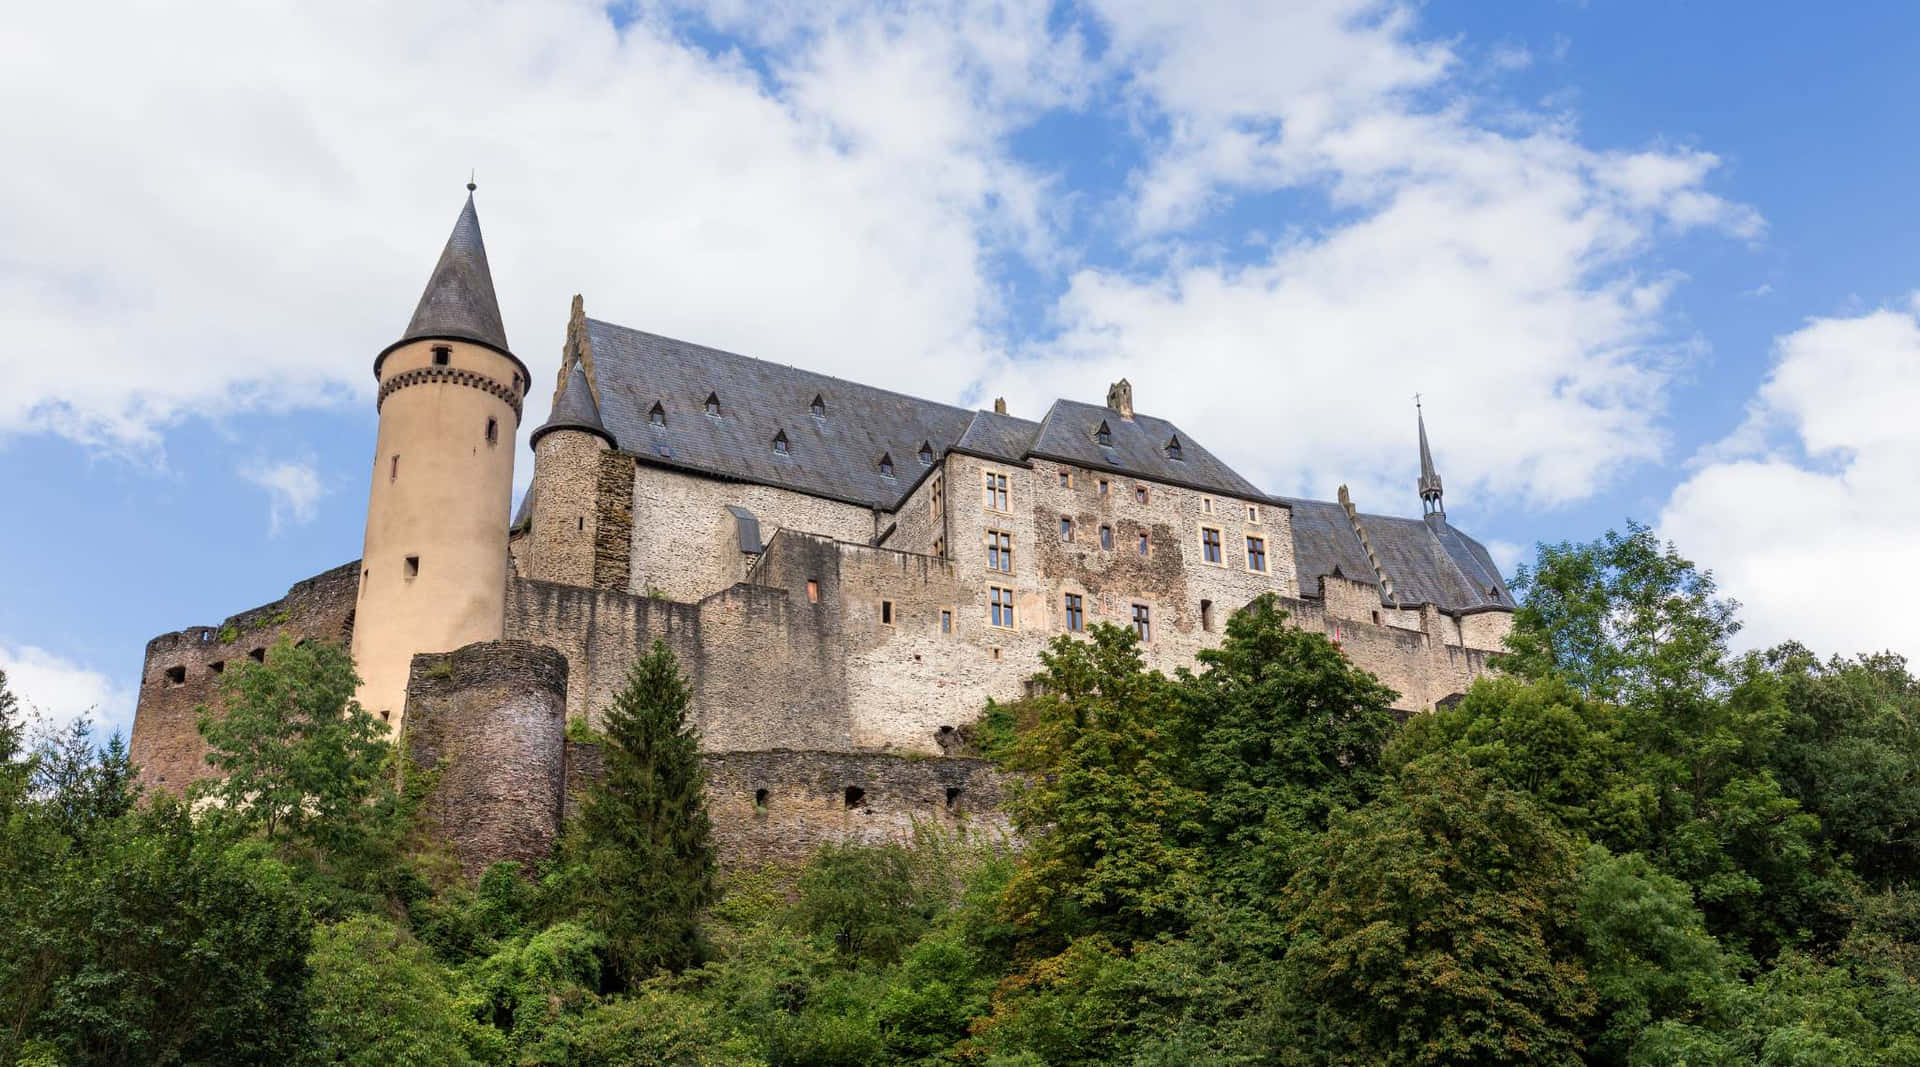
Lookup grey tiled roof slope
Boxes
[530,361,613,447]
[1282,498,1515,613]
[401,195,510,353]
[570,316,1514,613]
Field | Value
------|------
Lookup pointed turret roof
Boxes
[1417,401,1444,516]
[530,360,614,448]
[399,192,510,353]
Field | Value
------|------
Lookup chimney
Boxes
[993,397,1007,415]
[1106,378,1134,420]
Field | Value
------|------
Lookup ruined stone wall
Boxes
[524,429,610,587]
[505,576,851,752]
[563,746,1010,868]
[883,462,948,557]
[403,640,568,877]
[625,461,874,602]
[130,561,361,794]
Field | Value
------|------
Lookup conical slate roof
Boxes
[399,193,510,353]
[1417,404,1443,510]
[530,360,614,448]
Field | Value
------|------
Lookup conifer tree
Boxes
[575,640,716,984]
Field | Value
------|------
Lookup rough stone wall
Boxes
[403,640,569,876]
[130,561,361,794]
[505,576,851,752]
[564,746,1011,868]
[625,461,874,602]
[525,430,610,587]
[593,450,634,590]
[883,462,948,557]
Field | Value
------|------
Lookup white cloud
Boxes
[1660,299,1920,660]
[0,644,137,742]
[240,457,326,535]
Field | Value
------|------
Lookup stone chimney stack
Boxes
[993,397,1007,415]
[1106,378,1134,420]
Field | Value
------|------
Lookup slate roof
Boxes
[553,315,1514,614]
[399,194,510,354]
[530,361,613,448]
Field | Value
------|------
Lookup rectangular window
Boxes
[984,472,1009,511]
[404,555,420,578]
[933,536,946,557]
[1202,496,1213,513]
[931,476,944,522]
[1059,470,1073,488]
[1064,593,1084,632]
[1138,532,1150,557]
[1201,599,1215,632]
[1098,479,1109,495]
[1247,535,1267,572]
[1248,504,1260,523]
[881,600,895,625]
[1201,526,1222,564]
[987,530,1012,573]
[807,579,820,603]
[1134,485,1149,504]
[1060,517,1074,542]
[1100,525,1113,550]
[1131,603,1151,642]
[990,586,1015,629]
[941,610,953,633]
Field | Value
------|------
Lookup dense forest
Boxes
[5,521,1920,1065]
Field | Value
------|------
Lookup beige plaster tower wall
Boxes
[354,336,524,726]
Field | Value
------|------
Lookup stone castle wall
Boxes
[130,561,361,794]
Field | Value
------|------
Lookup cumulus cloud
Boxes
[2,0,1754,524]
[240,457,326,534]
[0,644,137,742]
[1660,298,1920,660]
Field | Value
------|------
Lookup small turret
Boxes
[353,186,529,728]
[1417,398,1444,519]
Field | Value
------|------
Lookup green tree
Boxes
[999,624,1204,945]
[302,915,481,1067]
[196,635,389,846]
[1274,756,1594,1066]
[569,641,717,985]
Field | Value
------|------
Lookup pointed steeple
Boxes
[398,190,510,354]
[1417,398,1444,518]
[530,360,614,449]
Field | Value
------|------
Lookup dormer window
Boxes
[1096,421,1112,446]
[649,402,666,427]
[705,393,721,417]
[810,394,826,419]
[1165,436,1183,460]
[772,430,789,455]
[918,442,933,465]
[879,453,894,478]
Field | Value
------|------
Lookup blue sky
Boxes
[4,0,1918,737]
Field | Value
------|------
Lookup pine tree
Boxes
[575,640,716,984]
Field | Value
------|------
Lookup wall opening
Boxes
[940,610,952,633]
[754,788,769,813]
[1201,599,1214,632]
[209,661,225,675]
[881,600,895,625]
[432,345,451,366]
[405,555,420,579]
[945,786,963,810]
[485,417,498,445]
[389,454,399,481]
[844,786,866,809]
[577,516,585,532]
[163,665,186,687]
[249,648,266,663]
[1371,610,1381,625]
[806,579,820,603]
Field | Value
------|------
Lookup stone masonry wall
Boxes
[525,430,609,587]
[625,461,875,602]
[403,640,569,876]
[131,561,361,794]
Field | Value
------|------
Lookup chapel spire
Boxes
[397,187,510,354]
[1417,397,1444,518]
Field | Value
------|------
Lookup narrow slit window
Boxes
[1132,603,1152,642]
[1201,599,1215,632]
[405,555,420,578]
[389,454,399,482]
[1371,610,1382,625]
[881,600,895,625]
[1099,525,1113,550]
[485,417,498,446]
[940,609,952,633]
[1138,532,1150,557]
[806,579,820,603]
[754,788,769,812]
[577,516,585,531]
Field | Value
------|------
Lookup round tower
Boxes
[524,296,616,587]
[353,186,529,727]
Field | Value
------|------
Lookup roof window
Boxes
[919,441,933,465]
[649,402,666,427]
[879,453,894,478]
[810,394,826,419]
[1096,421,1112,446]
[1165,435,1183,460]
[705,393,721,417]
[772,430,790,455]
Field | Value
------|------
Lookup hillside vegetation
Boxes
[5,523,1920,1065]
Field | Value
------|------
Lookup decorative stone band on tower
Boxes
[377,365,525,420]
[403,640,569,876]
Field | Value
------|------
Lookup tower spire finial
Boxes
[467,169,477,193]
[1416,396,1444,518]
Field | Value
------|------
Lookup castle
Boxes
[129,190,1514,872]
